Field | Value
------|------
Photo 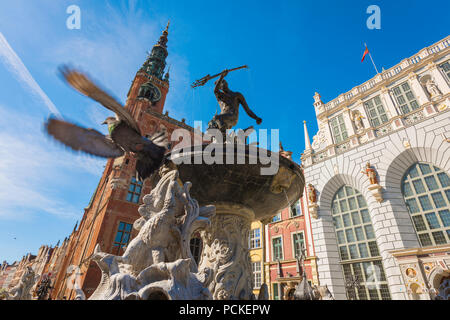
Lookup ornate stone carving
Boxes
[6,266,37,300]
[307,184,319,219]
[312,123,328,151]
[270,166,296,194]
[198,203,254,300]
[87,169,216,300]
[425,77,442,98]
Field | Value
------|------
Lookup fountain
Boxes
[87,68,305,300]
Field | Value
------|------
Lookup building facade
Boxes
[263,193,319,300]
[249,220,265,297]
[301,36,450,300]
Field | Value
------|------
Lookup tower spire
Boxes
[140,21,170,80]
[303,121,312,152]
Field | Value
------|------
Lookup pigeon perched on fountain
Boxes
[45,66,169,181]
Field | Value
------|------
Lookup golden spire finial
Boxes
[164,20,170,33]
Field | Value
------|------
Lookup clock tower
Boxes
[126,21,170,118]
[51,22,198,300]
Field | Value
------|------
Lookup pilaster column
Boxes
[380,87,404,130]
[321,118,336,156]
[341,107,355,137]
[408,72,430,106]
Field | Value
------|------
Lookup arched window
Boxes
[332,186,391,300]
[402,163,450,247]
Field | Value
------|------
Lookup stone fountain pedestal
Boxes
[168,143,304,300]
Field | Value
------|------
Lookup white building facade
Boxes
[302,36,450,300]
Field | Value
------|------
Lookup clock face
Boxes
[139,82,161,102]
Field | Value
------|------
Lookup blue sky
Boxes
[0,0,448,263]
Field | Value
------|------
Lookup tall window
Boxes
[402,163,450,246]
[126,177,143,203]
[332,186,391,300]
[252,262,262,289]
[330,114,348,144]
[290,200,302,217]
[391,81,420,114]
[190,237,203,264]
[440,61,450,82]
[112,222,133,255]
[292,232,305,259]
[363,95,389,127]
[249,229,261,249]
[272,283,280,300]
[272,237,283,261]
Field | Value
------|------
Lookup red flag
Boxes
[361,45,369,62]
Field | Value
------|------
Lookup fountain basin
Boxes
[168,143,305,221]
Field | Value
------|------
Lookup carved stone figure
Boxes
[361,162,383,202]
[86,167,216,300]
[350,109,365,132]
[361,162,378,185]
[425,78,441,97]
[207,70,262,135]
[307,184,317,203]
[7,266,37,300]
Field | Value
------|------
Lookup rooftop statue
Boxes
[45,67,168,181]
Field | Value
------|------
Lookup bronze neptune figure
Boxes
[192,66,262,135]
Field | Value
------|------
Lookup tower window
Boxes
[126,177,143,203]
[112,222,133,255]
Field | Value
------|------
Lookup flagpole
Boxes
[365,43,379,74]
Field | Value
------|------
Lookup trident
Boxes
[191,65,249,88]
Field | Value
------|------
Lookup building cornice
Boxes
[316,36,449,118]
[304,100,450,168]
[389,244,450,257]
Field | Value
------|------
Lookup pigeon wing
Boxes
[135,126,169,181]
[60,66,141,134]
[45,118,124,158]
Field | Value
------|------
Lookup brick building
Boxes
[51,23,198,299]
[263,192,319,300]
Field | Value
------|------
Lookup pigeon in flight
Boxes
[45,66,169,181]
